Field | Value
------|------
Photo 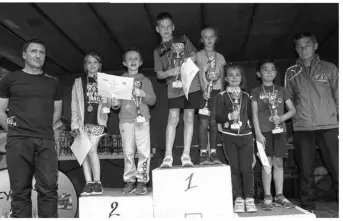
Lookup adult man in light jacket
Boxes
[284,32,338,214]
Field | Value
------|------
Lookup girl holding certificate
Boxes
[71,52,113,196]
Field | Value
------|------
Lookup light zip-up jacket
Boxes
[71,77,108,130]
[284,54,338,131]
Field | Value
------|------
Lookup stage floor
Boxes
[234,203,314,218]
[234,199,338,218]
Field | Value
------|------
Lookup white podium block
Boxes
[79,188,153,218]
[152,165,233,218]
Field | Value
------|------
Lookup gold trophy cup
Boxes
[199,69,220,116]
[133,81,145,123]
[230,89,242,130]
[171,43,184,88]
[268,93,284,134]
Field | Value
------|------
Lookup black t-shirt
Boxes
[82,75,99,125]
[0,70,63,139]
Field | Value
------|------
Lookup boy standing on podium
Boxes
[116,47,156,195]
[154,12,201,168]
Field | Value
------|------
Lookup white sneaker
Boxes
[234,197,245,213]
[160,156,173,168]
[245,197,257,213]
[181,155,194,167]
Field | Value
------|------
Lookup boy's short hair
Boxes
[123,46,143,62]
[293,32,317,46]
[22,38,47,53]
[156,12,173,25]
[224,62,247,91]
[256,57,276,72]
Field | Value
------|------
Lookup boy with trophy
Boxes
[154,12,201,168]
[251,58,296,211]
[190,26,226,165]
[116,47,156,195]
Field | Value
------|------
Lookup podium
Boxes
[79,188,153,218]
[152,164,234,218]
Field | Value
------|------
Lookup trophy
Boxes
[100,96,111,114]
[133,81,145,123]
[228,87,242,130]
[199,59,220,116]
[171,42,184,88]
[267,92,284,134]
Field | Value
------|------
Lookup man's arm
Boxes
[53,100,62,127]
[284,69,295,101]
[330,65,339,113]
[0,98,9,132]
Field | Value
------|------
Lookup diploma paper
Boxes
[0,132,7,153]
[256,141,271,174]
[181,58,199,99]
[70,130,91,166]
[97,72,134,100]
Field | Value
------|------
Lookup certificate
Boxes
[97,72,134,100]
[181,58,199,99]
[256,141,271,174]
[70,129,91,166]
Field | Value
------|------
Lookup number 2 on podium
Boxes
[185,173,198,192]
[109,202,120,218]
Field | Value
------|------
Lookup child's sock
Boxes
[210,149,216,154]
[200,149,207,154]
[182,150,190,157]
[275,193,283,198]
[94,180,101,184]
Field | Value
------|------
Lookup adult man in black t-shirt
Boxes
[0,39,62,218]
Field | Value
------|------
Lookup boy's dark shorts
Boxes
[262,131,288,158]
[168,90,201,109]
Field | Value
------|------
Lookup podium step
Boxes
[152,164,234,218]
[79,188,153,218]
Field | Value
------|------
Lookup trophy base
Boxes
[230,123,241,130]
[136,116,146,123]
[172,81,183,88]
[101,107,110,114]
[272,128,284,134]
[199,108,210,116]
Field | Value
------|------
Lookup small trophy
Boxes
[171,42,184,88]
[199,60,220,116]
[267,93,284,134]
[228,87,242,130]
[101,96,111,114]
[133,81,146,123]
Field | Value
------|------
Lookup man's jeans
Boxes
[6,137,58,218]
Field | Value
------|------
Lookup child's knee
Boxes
[183,110,194,124]
[88,146,98,155]
[168,113,179,126]
[273,157,283,168]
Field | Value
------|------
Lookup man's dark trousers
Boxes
[6,137,58,218]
